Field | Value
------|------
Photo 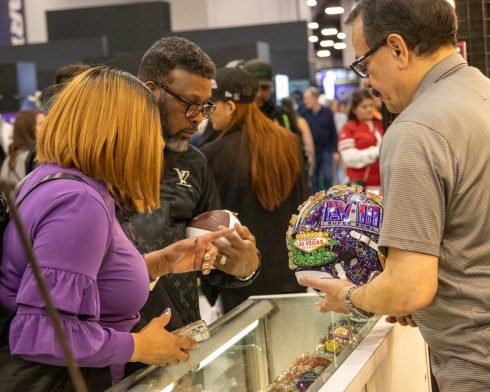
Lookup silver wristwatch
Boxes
[344,285,374,319]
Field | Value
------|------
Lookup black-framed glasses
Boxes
[151,80,216,119]
[350,38,387,78]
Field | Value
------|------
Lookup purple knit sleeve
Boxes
[9,190,134,367]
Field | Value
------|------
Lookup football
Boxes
[186,210,241,244]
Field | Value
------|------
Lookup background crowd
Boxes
[0,45,386,390]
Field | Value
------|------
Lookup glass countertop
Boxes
[109,293,379,392]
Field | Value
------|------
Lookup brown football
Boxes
[186,210,240,242]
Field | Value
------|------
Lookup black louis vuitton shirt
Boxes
[128,146,221,330]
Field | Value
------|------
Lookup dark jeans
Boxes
[312,150,334,193]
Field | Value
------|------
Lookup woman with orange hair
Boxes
[201,67,308,312]
[0,67,230,390]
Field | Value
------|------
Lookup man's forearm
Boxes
[351,270,415,316]
[352,249,438,316]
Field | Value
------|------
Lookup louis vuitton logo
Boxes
[174,168,191,188]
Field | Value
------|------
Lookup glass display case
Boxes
[109,293,380,392]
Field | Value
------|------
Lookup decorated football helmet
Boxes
[286,185,385,285]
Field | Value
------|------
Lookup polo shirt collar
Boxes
[414,53,466,100]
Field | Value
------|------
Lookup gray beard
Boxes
[159,96,189,153]
[164,136,189,152]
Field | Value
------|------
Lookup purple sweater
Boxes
[0,164,150,382]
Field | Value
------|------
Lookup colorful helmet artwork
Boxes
[286,185,385,285]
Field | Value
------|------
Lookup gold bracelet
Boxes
[236,249,261,281]
[236,269,257,281]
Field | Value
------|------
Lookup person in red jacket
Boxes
[338,88,384,188]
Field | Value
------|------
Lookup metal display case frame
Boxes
[108,293,384,392]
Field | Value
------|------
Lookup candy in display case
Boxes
[109,294,379,392]
[261,315,377,391]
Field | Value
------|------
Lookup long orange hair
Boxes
[224,103,302,211]
[37,67,163,213]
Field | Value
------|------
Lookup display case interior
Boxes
[110,294,378,392]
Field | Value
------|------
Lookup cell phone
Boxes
[173,320,210,343]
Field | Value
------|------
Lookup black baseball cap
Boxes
[243,59,274,87]
[211,67,258,103]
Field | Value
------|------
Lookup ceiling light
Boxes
[309,36,319,43]
[308,22,319,29]
[321,28,338,36]
[320,40,334,47]
[317,50,331,57]
[325,6,344,15]
[337,32,346,40]
[334,42,347,50]
[306,0,317,6]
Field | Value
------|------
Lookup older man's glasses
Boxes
[152,80,216,119]
[350,38,387,78]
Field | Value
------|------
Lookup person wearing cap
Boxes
[196,59,302,148]
[123,37,260,369]
[200,67,307,312]
[243,59,301,136]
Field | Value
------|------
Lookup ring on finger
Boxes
[218,254,227,266]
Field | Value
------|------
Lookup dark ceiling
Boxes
[308,0,345,62]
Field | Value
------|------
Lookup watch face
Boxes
[287,185,384,285]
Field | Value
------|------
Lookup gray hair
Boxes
[346,0,457,56]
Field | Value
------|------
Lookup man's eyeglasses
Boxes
[350,38,387,78]
[151,80,216,119]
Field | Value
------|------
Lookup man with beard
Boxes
[128,37,260,336]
